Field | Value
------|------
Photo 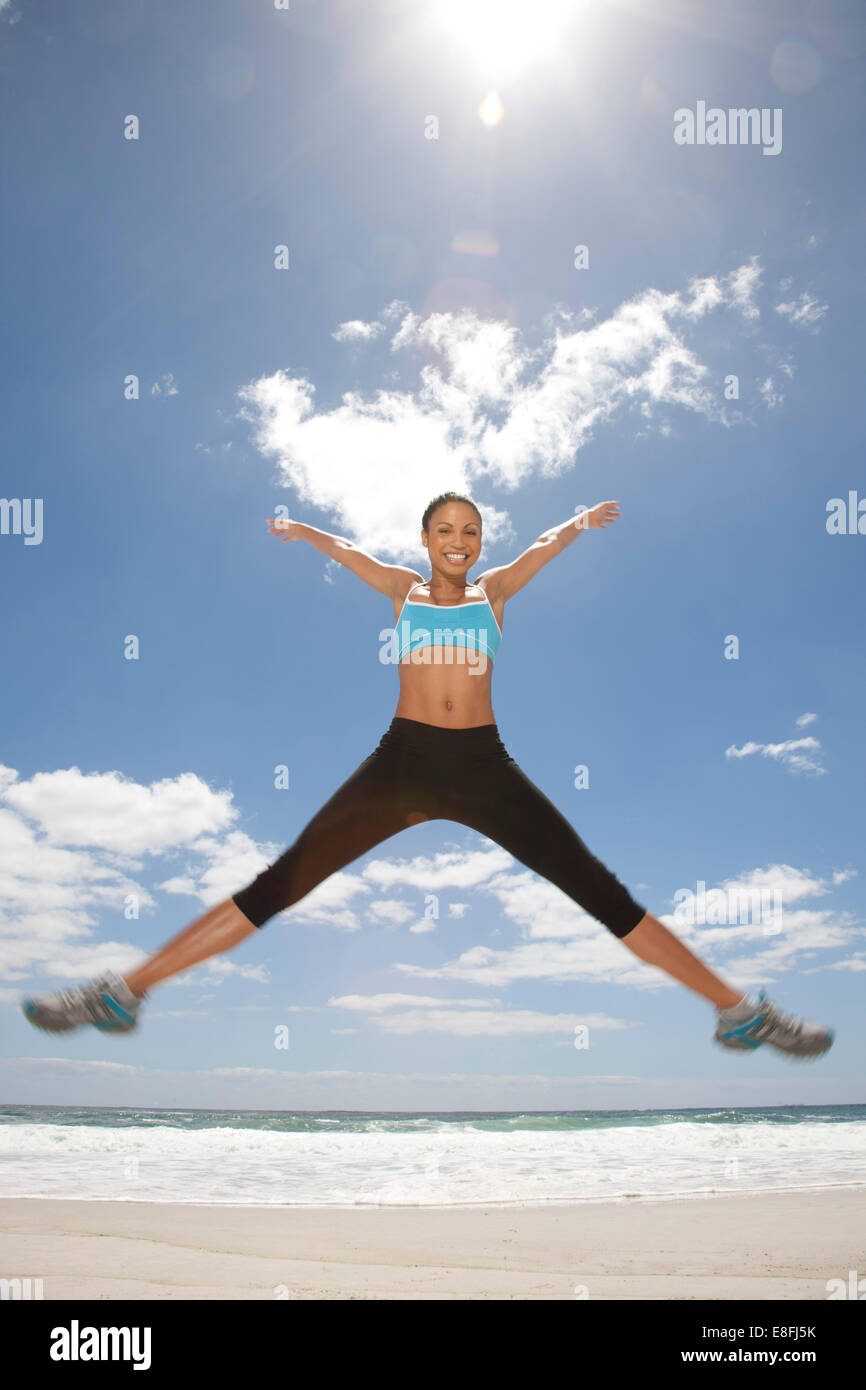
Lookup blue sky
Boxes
[2,0,865,1111]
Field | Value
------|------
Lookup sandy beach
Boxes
[2,1188,864,1300]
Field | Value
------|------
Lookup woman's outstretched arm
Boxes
[265,516,423,599]
[477,500,621,603]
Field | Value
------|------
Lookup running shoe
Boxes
[714,987,834,1059]
[21,971,146,1035]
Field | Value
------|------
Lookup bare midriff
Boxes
[391,588,503,729]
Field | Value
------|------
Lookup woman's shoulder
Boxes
[395,569,426,601]
[391,570,427,615]
[473,572,499,600]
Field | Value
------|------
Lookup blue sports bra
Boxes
[394,582,502,664]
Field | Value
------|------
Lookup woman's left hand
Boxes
[585,500,621,529]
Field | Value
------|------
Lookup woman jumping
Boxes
[23,493,834,1058]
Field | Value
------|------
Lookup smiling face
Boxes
[422,500,482,578]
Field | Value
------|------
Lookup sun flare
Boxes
[434,0,580,78]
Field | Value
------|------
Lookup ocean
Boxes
[1,1103,864,1209]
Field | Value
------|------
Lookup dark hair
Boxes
[421,491,482,534]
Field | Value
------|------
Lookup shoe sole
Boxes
[21,1002,82,1033]
[715,1004,834,1058]
[715,1031,834,1059]
[22,996,138,1034]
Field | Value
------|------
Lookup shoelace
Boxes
[94,980,133,1019]
[747,1003,804,1041]
[55,979,118,1022]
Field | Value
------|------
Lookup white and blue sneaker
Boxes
[714,987,833,1060]
[21,971,146,1035]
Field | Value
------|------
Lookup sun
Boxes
[432,0,581,78]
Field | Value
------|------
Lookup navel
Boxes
[445,699,453,711]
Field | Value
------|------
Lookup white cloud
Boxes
[480,868,610,941]
[235,257,793,559]
[345,1006,638,1037]
[180,830,279,907]
[364,899,417,925]
[724,735,825,775]
[1,1055,746,1113]
[329,992,499,1011]
[759,376,783,409]
[157,875,199,897]
[774,291,828,329]
[151,372,180,396]
[301,844,515,931]
[1,765,237,856]
[4,750,856,1015]
[387,856,859,990]
[185,956,271,987]
[796,712,817,726]
[717,863,829,905]
[395,936,661,990]
[282,870,374,932]
[361,843,514,890]
[332,319,387,342]
[724,259,762,319]
[826,954,866,973]
[0,763,277,986]
[326,991,638,1036]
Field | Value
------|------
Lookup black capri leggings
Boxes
[231,717,647,939]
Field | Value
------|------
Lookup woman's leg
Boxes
[450,744,743,1009]
[605,913,742,1009]
[124,732,431,996]
[122,899,259,996]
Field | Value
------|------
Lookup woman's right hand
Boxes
[266,517,303,542]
